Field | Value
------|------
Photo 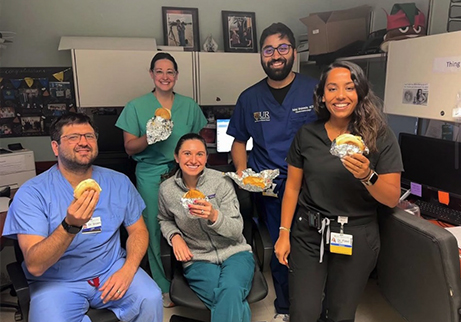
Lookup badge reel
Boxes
[330,216,353,255]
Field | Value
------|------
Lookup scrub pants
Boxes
[288,211,380,322]
[28,257,163,322]
[183,251,255,322]
[136,161,172,294]
[254,181,290,315]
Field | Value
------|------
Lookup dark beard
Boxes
[262,55,294,81]
[60,155,96,173]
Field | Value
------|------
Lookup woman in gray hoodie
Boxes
[158,133,255,322]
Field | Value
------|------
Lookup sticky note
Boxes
[410,182,422,197]
[438,191,450,206]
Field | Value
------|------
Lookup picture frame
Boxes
[222,11,257,53]
[162,7,200,51]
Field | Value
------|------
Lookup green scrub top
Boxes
[116,92,207,166]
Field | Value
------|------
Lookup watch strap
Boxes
[362,170,378,186]
[61,218,82,234]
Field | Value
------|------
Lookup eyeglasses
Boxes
[262,44,292,57]
[153,69,177,78]
[60,133,98,143]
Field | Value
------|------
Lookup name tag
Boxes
[82,216,102,234]
[330,232,353,255]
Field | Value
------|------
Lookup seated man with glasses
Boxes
[3,112,163,322]
[227,22,318,322]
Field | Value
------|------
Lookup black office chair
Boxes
[6,239,119,322]
[160,164,273,322]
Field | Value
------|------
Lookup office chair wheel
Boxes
[14,310,23,321]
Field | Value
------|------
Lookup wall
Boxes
[0,0,431,160]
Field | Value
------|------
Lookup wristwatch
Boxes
[362,170,379,186]
[61,218,82,234]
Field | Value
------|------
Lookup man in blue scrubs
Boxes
[3,113,162,322]
[227,23,318,322]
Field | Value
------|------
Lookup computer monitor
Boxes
[216,119,253,153]
[399,133,461,197]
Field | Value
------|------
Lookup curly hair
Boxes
[313,61,387,152]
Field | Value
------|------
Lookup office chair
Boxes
[377,206,461,322]
[6,239,119,322]
[1,187,20,314]
[160,164,273,322]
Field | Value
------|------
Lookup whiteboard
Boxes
[384,31,461,122]
[72,49,194,107]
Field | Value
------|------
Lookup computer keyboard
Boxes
[414,200,461,226]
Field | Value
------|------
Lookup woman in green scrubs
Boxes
[116,52,207,306]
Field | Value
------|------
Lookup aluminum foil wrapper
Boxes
[225,168,280,192]
[330,139,369,159]
[146,116,173,145]
[180,196,209,219]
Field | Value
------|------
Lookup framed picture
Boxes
[222,11,257,53]
[162,7,200,51]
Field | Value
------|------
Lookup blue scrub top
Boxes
[227,73,318,181]
[3,165,146,282]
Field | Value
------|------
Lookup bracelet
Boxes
[279,226,291,233]
[357,168,372,181]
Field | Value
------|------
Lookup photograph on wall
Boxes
[0,106,16,118]
[46,103,67,116]
[0,67,75,138]
[19,88,43,109]
[162,7,200,51]
[222,11,257,53]
[402,83,429,106]
[21,115,44,134]
[49,81,72,100]
[0,121,14,136]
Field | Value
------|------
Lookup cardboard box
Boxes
[300,5,371,56]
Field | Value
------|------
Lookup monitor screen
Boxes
[216,119,253,153]
[399,133,461,197]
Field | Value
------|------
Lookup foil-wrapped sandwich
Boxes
[180,189,208,219]
[226,168,280,192]
[146,107,173,145]
[330,133,369,158]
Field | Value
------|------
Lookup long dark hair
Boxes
[313,61,387,152]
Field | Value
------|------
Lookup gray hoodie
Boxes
[158,168,251,267]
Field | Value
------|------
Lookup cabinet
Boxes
[196,52,267,105]
[71,49,194,107]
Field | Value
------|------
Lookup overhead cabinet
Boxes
[71,49,194,107]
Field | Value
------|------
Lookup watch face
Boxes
[369,172,378,185]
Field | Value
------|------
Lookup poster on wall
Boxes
[0,67,76,138]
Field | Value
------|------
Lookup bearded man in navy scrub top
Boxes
[227,22,318,322]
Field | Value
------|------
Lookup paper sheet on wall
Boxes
[445,226,461,249]
[425,119,461,141]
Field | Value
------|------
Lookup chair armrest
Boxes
[7,261,30,318]
[160,236,173,281]
[252,217,273,272]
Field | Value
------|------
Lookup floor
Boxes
[0,270,405,322]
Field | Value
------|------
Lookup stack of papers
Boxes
[445,226,461,249]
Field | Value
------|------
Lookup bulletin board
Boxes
[0,67,76,138]
[384,31,461,122]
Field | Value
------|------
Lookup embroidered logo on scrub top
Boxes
[253,111,270,122]
[291,105,314,113]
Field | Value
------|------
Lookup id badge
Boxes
[330,232,353,255]
[262,183,278,198]
[82,216,102,234]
